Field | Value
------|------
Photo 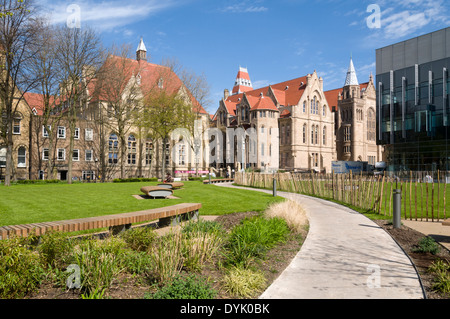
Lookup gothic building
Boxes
[213,58,384,173]
[325,58,383,166]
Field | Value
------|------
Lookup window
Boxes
[109,134,118,164]
[315,125,318,145]
[367,108,376,141]
[17,147,26,167]
[85,128,93,141]
[43,125,50,138]
[311,125,315,144]
[13,117,21,134]
[82,171,95,181]
[128,135,137,165]
[73,149,80,161]
[42,148,49,161]
[323,126,327,145]
[323,105,326,117]
[303,124,307,144]
[74,128,80,139]
[0,147,6,167]
[85,150,93,162]
[303,101,306,113]
[145,139,153,165]
[58,126,66,139]
[178,145,185,166]
[57,148,65,161]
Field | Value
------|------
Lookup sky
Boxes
[37,0,450,114]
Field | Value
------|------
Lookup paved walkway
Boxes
[216,183,426,299]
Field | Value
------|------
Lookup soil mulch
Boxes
[373,220,450,299]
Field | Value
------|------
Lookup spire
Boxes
[136,37,147,62]
[344,57,359,86]
[232,66,253,95]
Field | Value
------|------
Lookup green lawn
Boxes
[0,181,284,227]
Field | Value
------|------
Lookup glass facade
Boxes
[376,28,450,172]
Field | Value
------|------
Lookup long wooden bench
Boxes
[443,219,450,226]
[0,203,202,240]
[203,178,234,184]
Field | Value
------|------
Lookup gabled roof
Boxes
[222,75,309,115]
[246,94,278,111]
[89,55,208,115]
[324,88,342,111]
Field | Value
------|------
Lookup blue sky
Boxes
[38,0,450,114]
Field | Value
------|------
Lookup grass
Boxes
[0,181,284,226]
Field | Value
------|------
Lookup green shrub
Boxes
[428,260,450,294]
[182,219,226,238]
[226,215,290,267]
[222,267,267,298]
[148,233,184,283]
[120,226,157,252]
[38,231,75,267]
[146,274,217,299]
[412,236,441,255]
[118,250,153,275]
[70,237,125,297]
[0,237,45,299]
[113,178,158,183]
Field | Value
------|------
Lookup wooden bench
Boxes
[443,219,450,226]
[158,182,184,190]
[0,203,202,239]
[203,178,234,184]
[140,186,173,198]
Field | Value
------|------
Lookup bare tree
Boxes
[28,19,64,180]
[91,45,143,179]
[161,58,212,176]
[53,25,103,184]
[0,0,40,186]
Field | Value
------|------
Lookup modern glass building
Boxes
[376,27,450,172]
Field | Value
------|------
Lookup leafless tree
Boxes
[0,0,40,186]
[53,25,103,184]
[91,45,143,179]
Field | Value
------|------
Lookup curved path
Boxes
[216,183,425,299]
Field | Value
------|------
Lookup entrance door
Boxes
[60,170,68,181]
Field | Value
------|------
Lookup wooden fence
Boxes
[235,171,449,222]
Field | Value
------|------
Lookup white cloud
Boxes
[220,1,268,13]
[377,0,448,39]
[38,0,182,32]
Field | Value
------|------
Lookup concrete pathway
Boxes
[216,183,426,299]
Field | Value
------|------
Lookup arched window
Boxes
[303,101,306,113]
[17,146,26,167]
[367,108,376,141]
[108,134,119,164]
[128,135,137,165]
[323,105,326,117]
[323,126,327,145]
[311,125,315,144]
